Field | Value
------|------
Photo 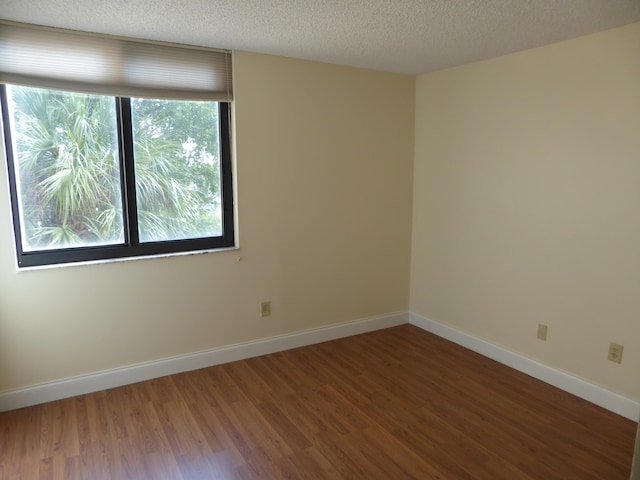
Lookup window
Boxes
[0,21,234,267]
[1,86,234,267]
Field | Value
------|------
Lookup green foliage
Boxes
[11,86,121,249]
[8,86,222,250]
[131,98,221,241]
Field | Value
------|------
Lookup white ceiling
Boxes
[1,0,639,75]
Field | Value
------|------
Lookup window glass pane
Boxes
[131,98,223,242]
[5,85,123,251]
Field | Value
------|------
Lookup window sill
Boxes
[14,245,240,272]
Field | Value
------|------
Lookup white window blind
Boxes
[0,21,233,101]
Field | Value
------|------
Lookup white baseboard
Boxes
[409,312,640,421]
[0,311,408,412]
[4,310,637,422]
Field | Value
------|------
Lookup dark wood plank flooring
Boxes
[0,325,636,479]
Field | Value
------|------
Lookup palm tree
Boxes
[8,86,223,250]
[131,98,222,242]
[10,86,122,249]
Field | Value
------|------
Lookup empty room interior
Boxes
[1,1,639,478]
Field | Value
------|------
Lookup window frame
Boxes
[1,85,235,268]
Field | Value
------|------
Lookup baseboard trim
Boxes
[409,312,640,421]
[5,310,637,421]
[0,311,408,412]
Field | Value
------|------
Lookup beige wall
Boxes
[0,52,415,392]
[411,23,640,400]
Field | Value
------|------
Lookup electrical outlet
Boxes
[260,301,271,317]
[608,342,623,364]
[537,324,548,341]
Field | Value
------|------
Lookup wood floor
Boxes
[0,325,636,479]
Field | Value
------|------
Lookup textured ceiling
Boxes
[1,0,639,75]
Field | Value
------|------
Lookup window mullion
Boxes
[117,97,140,246]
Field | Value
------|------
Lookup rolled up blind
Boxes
[0,20,233,101]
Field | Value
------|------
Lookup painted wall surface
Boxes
[0,52,415,391]
[411,23,640,400]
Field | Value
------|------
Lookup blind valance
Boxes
[0,21,233,101]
